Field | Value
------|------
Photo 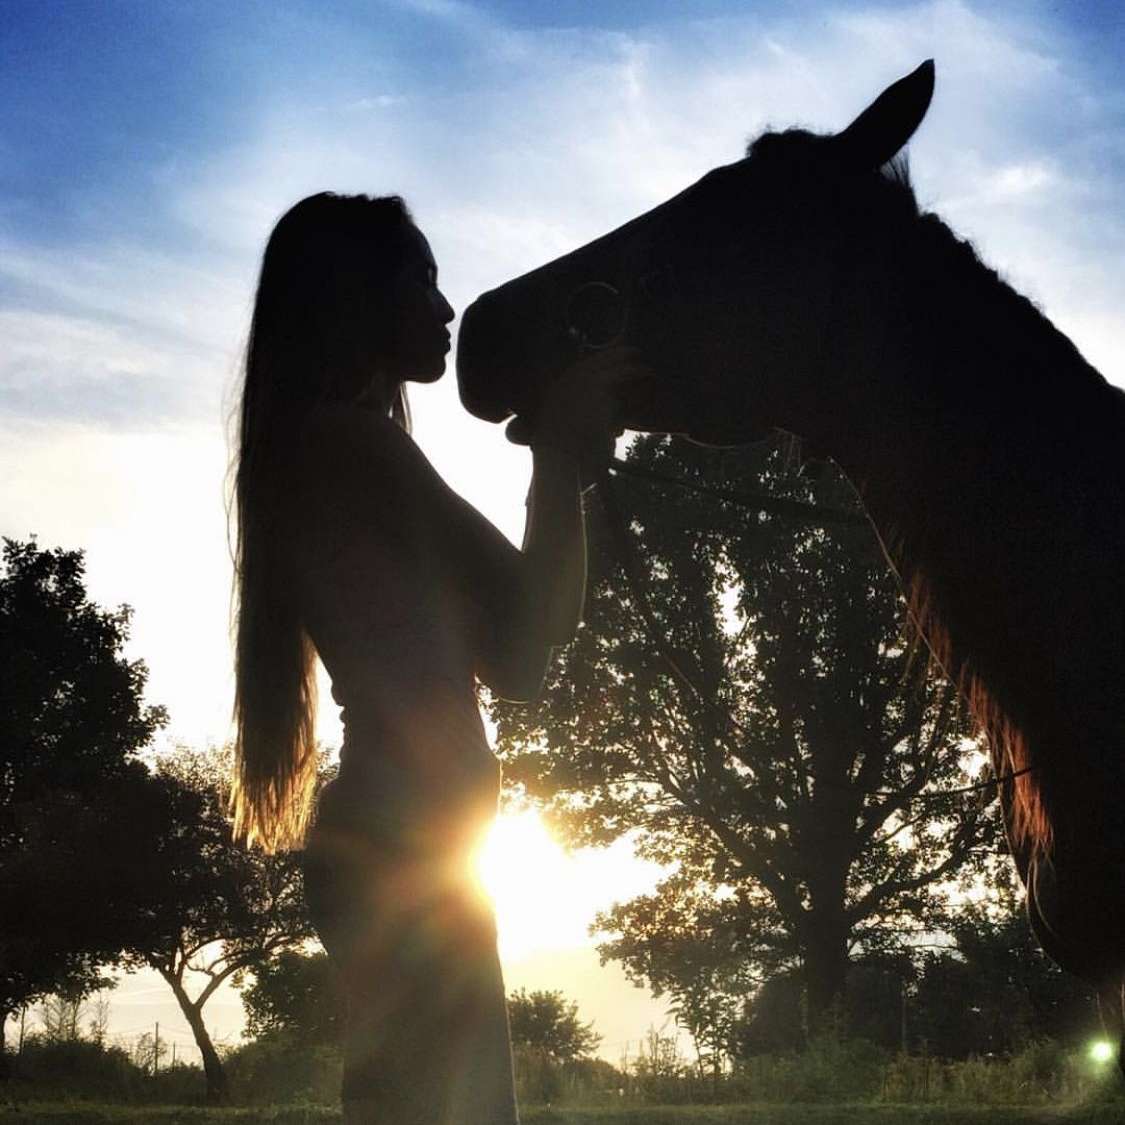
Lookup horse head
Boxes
[457,61,935,448]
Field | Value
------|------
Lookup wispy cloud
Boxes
[0,309,201,426]
[346,94,406,111]
[0,234,248,428]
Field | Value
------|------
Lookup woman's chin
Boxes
[408,361,446,386]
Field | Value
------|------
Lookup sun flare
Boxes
[473,809,588,960]
[471,808,664,963]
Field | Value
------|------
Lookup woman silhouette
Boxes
[229,193,639,1123]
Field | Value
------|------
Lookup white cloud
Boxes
[346,94,405,111]
[989,160,1056,198]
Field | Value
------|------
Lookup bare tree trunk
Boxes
[803,912,850,1038]
[161,972,229,1103]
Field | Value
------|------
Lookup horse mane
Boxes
[900,554,1050,859]
[900,190,1113,863]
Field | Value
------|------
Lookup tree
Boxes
[38,991,87,1045]
[86,995,111,1048]
[589,876,766,1074]
[736,973,805,1056]
[911,891,1097,1058]
[237,949,343,1047]
[131,1030,169,1075]
[124,745,318,1102]
[492,437,1002,1041]
[735,953,915,1058]
[507,988,601,1062]
[0,538,167,1053]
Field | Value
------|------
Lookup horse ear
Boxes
[832,60,935,169]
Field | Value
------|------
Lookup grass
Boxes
[3,1105,1124,1124]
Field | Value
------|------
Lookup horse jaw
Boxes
[614,372,765,446]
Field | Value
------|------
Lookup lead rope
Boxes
[609,456,867,526]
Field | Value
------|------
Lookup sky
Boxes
[3,0,1124,1067]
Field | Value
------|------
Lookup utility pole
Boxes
[153,1022,160,1076]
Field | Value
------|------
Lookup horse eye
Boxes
[565,282,625,350]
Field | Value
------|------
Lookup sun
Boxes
[471,809,589,960]
[469,808,666,964]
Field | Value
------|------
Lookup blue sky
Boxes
[3,1,1122,245]
[3,0,1123,429]
[3,0,1124,1064]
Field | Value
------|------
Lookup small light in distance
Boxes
[1088,1040,1114,1064]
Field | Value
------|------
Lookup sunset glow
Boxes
[473,808,665,963]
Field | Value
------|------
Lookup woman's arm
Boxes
[472,346,646,700]
[520,445,586,646]
[469,445,583,701]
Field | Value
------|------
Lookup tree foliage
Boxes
[911,892,1097,1058]
[491,437,1003,1044]
[237,949,343,1047]
[0,538,167,1026]
[0,540,331,1098]
[507,988,601,1062]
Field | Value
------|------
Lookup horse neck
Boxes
[826,211,1119,786]
[837,217,1094,453]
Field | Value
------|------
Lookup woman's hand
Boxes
[506,346,650,479]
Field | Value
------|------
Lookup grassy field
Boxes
[3,1105,1125,1124]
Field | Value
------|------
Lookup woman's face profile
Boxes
[383,224,455,385]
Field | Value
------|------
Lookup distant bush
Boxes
[615,1034,1125,1108]
[512,1046,623,1106]
[12,1038,138,1097]
[882,1039,1124,1105]
[221,1032,340,1106]
[731,1035,886,1103]
[6,1036,203,1105]
[8,1028,1123,1111]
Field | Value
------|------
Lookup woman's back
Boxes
[288,404,499,822]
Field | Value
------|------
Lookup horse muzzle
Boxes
[456,295,515,423]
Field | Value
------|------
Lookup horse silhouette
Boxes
[457,61,1125,1055]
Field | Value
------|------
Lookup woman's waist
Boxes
[316,740,502,852]
[337,705,498,791]
[339,695,489,757]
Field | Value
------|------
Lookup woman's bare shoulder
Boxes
[303,402,411,449]
[301,404,433,490]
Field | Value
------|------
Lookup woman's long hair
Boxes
[230,192,414,851]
